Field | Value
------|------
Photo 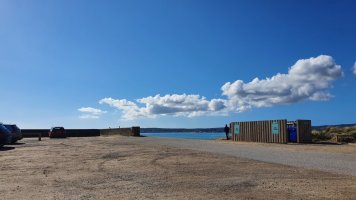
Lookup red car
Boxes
[49,127,66,138]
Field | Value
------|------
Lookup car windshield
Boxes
[4,125,14,132]
[0,124,11,133]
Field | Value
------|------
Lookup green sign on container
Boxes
[234,123,240,134]
[272,121,279,134]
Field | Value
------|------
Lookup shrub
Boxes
[312,130,334,141]
[349,130,356,139]
[312,126,356,142]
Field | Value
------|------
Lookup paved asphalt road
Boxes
[131,137,356,176]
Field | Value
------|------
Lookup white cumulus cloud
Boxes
[99,94,228,120]
[99,97,146,120]
[221,55,342,111]
[353,62,356,75]
[91,55,343,120]
[78,107,106,119]
[99,98,138,110]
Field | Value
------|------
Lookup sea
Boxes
[140,132,226,140]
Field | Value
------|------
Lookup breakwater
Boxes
[21,127,140,137]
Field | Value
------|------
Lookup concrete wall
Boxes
[22,127,140,138]
[100,128,132,136]
[100,127,140,137]
[22,129,100,137]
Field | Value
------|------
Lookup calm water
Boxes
[141,132,226,140]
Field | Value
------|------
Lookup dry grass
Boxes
[312,126,356,143]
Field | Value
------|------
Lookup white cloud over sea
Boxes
[221,55,342,112]
[99,95,228,120]
[83,55,343,120]
[78,107,107,119]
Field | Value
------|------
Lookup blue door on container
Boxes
[288,126,297,142]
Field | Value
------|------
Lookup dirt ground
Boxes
[0,136,355,200]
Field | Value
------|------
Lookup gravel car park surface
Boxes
[0,136,355,200]
[133,137,356,176]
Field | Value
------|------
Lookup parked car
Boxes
[49,127,66,138]
[4,124,22,143]
[0,123,12,146]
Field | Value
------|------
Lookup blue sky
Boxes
[1,0,356,128]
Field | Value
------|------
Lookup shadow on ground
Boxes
[10,142,25,145]
[0,146,15,151]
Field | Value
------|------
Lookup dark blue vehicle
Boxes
[4,124,22,143]
[0,123,12,147]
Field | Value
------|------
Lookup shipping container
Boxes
[230,119,311,143]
